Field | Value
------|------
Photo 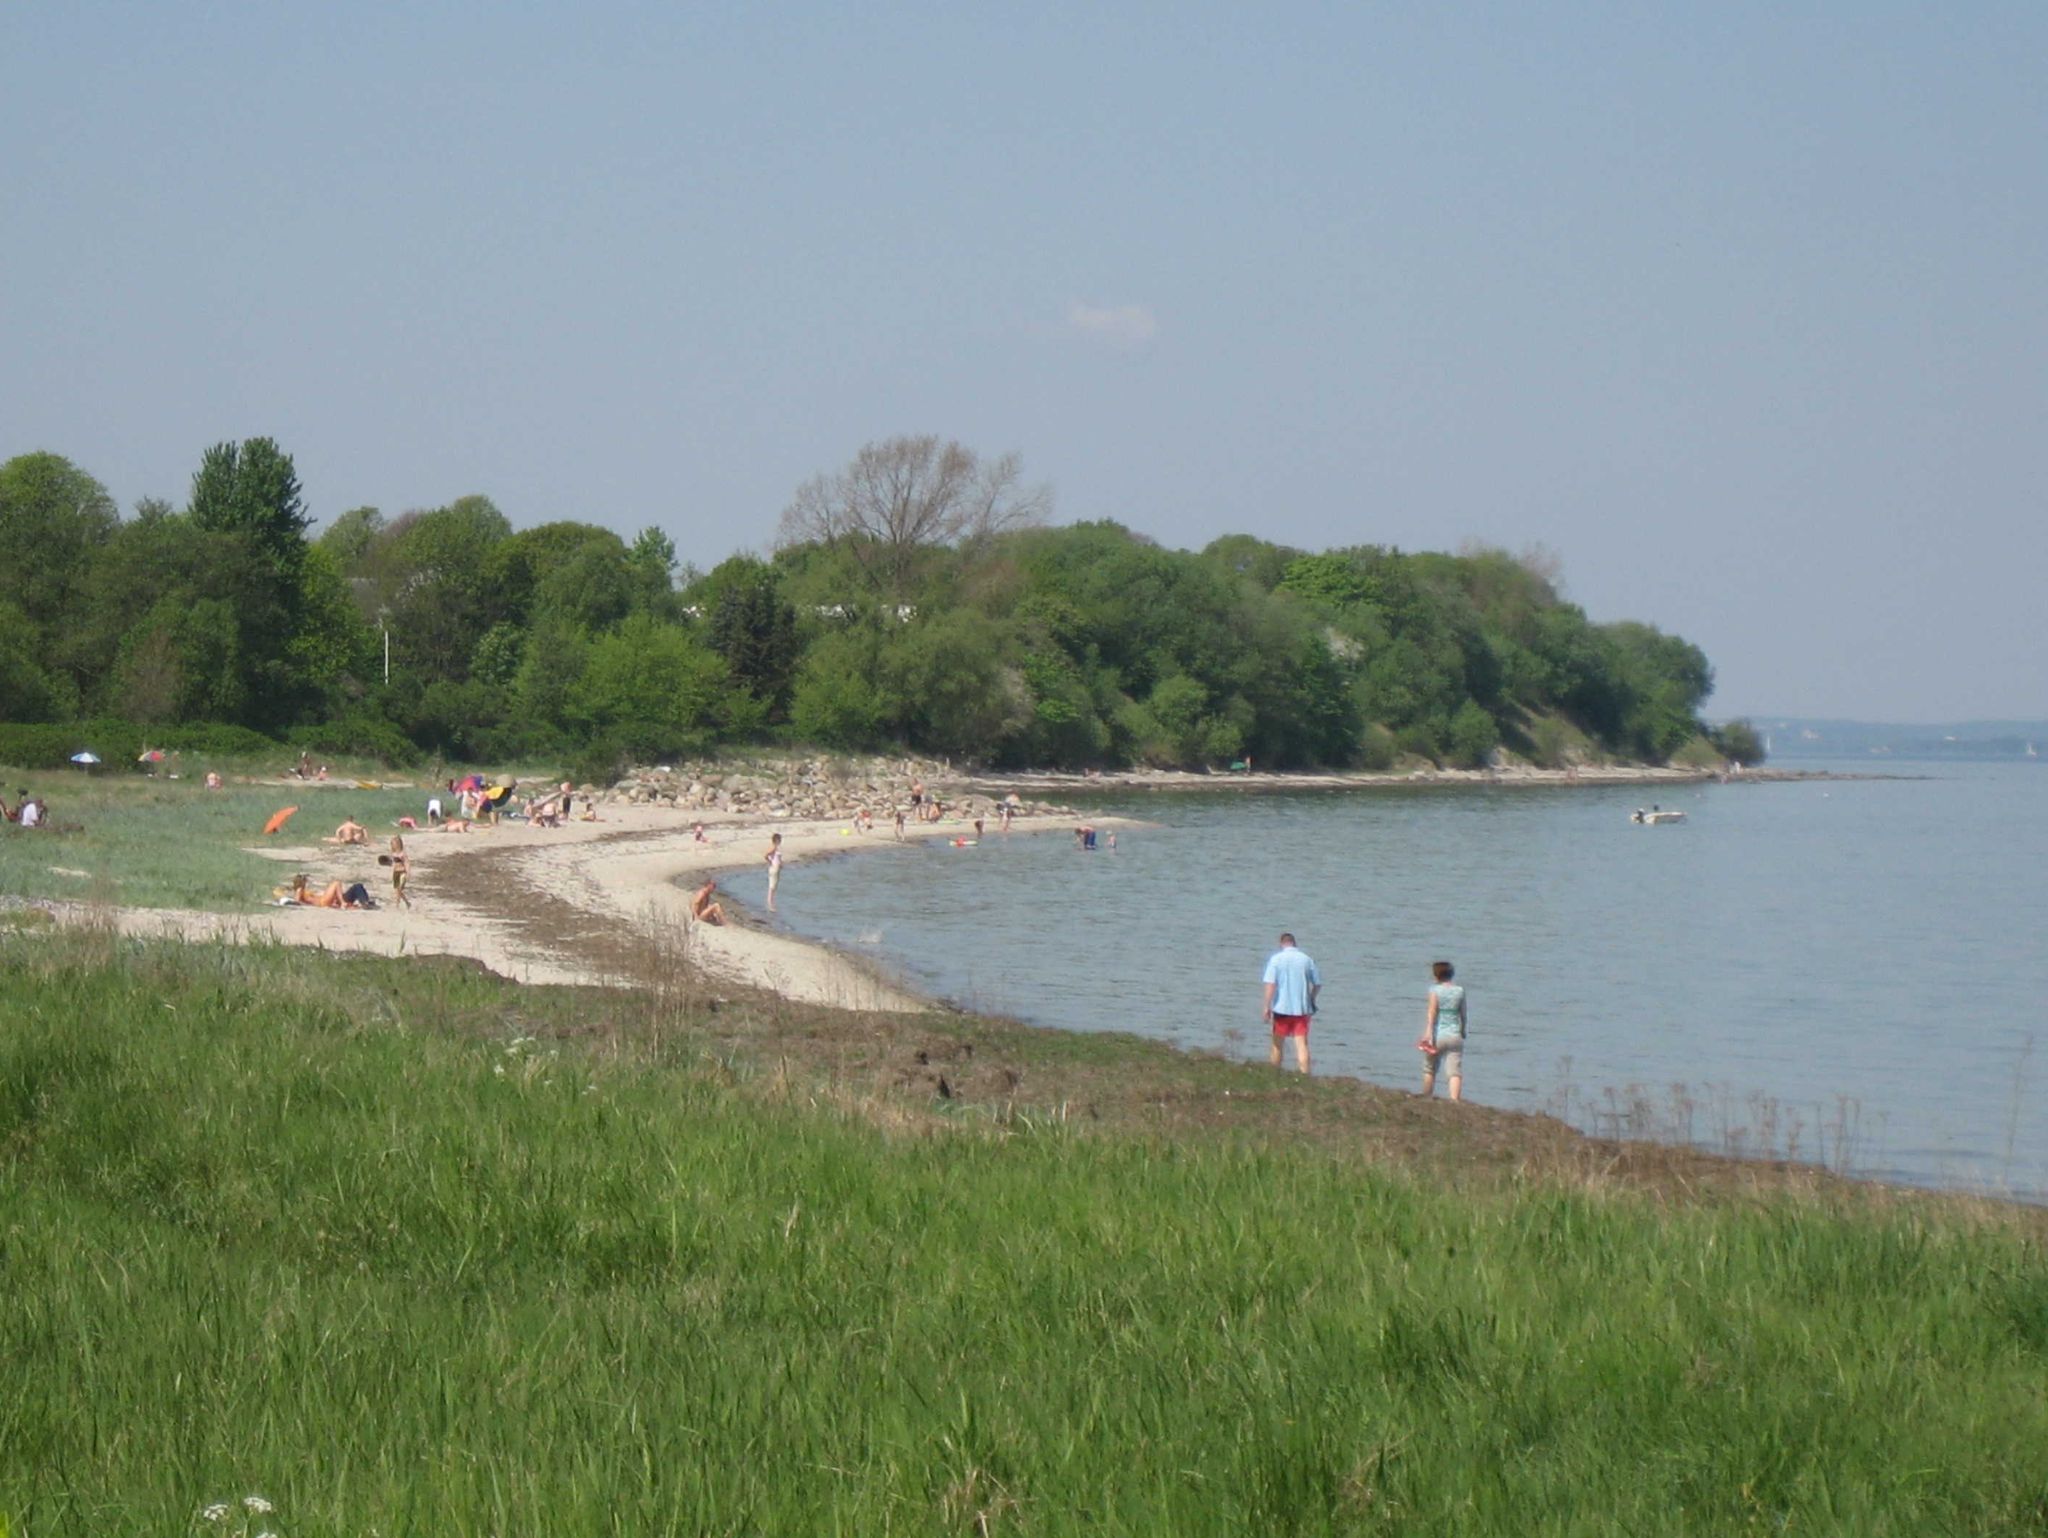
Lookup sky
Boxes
[5,2,2043,720]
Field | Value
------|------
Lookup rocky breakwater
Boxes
[598,756,1078,824]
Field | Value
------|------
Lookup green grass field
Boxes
[0,771,452,911]
[4,931,2046,1535]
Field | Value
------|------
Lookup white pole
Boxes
[383,625,390,683]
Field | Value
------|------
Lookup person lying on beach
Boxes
[327,817,369,845]
[438,817,473,833]
[281,874,375,909]
[688,879,724,926]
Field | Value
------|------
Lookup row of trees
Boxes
[0,437,1747,773]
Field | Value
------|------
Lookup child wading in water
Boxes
[388,835,411,907]
[1419,960,1467,1100]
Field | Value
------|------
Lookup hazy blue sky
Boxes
[6,3,2042,719]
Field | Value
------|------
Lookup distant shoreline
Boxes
[963,763,1899,796]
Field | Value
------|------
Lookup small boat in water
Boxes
[1631,807,1687,825]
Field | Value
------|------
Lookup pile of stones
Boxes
[598,756,1076,823]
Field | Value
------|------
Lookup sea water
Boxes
[760,761,2046,1200]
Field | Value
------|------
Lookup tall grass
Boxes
[3,935,2045,1534]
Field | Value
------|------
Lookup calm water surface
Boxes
[748,762,2045,1199]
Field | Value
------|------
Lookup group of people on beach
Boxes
[1262,934,1469,1099]
[291,817,412,910]
[687,829,783,927]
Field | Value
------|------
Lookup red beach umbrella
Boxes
[263,806,299,835]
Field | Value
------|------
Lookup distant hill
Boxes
[1741,718,2048,762]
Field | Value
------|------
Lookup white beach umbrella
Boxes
[70,751,101,765]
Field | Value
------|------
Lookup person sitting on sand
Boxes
[692,821,708,843]
[688,879,724,926]
[204,770,223,790]
[18,793,46,830]
[327,816,368,845]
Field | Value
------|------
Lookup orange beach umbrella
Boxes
[263,806,299,835]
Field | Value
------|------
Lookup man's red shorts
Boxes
[1271,1013,1310,1037]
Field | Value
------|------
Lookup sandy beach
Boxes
[49,801,1120,1009]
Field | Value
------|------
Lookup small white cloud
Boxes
[1066,301,1159,347]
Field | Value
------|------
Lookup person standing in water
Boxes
[764,831,784,909]
[1419,960,1467,1100]
[1261,932,1321,1075]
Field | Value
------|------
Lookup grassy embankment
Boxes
[4,927,2046,1536]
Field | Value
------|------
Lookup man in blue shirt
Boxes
[1261,932,1321,1074]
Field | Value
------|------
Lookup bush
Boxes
[296,713,423,766]
[1709,718,1767,765]
[1394,721,1442,763]
[0,723,83,770]
[1668,735,1725,770]
[122,720,283,758]
[568,736,630,789]
[1356,723,1398,771]
[1446,700,1501,769]
[0,719,284,771]
[1524,715,1570,769]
